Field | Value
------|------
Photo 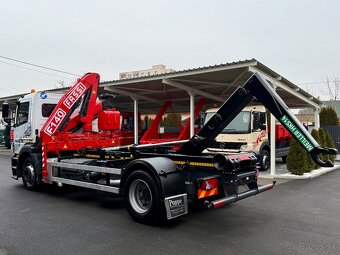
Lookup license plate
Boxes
[164,193,188,219]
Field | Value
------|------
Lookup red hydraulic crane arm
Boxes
[40,73,100,145]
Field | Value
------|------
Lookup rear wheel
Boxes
[260,149,270,171]
[124,170,165,224]
[22,157,39,190]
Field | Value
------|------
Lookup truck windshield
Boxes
[204,111,251,133]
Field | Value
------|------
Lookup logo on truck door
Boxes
[63,82,86,109]
[43,108,67,136]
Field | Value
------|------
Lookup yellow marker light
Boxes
[31,89,36,93]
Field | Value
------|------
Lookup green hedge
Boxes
[287,137,310,175]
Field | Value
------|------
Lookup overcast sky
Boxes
[0,0,339,99]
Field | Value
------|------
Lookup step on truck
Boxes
[10,72,336,224]
[204,105,292,171]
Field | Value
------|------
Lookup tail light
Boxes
[200,177,218,190]
[198,177,219,199]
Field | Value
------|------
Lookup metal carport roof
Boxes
[0,58,322,113]
[101,58,322,113]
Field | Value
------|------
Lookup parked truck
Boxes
[204,105,291,170]
[10,72,336,224]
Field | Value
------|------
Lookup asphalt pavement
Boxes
[1,153,340,255]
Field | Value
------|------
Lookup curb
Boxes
[259,164,340,180]
[0,148,12,156]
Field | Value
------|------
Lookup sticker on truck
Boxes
[164,193,188,219]
[280,115,315,152]
[63,82,86,109]
[43,108,67,136]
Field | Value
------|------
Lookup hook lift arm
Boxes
[178,73,337,167]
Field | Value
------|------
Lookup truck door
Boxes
[251,111,267,149]
[13,100,31,154]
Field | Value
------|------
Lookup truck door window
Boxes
[16,102,29,126]
[42,104,57,117]
[252,112,266,131]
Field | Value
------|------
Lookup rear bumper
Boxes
[204,181,276,209]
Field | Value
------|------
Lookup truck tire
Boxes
[124,170,165,224]
[22,157,39,190]
[260,149,270,171]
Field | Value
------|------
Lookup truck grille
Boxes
[211,141,247,150]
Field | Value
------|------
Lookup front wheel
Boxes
[260,149,270,171]
[22,157,39,190]
[124,170,165,224]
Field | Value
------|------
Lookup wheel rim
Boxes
[23,164,35,187]
[129,179,152,214]
[262,153,270,169]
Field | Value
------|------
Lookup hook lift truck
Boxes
[10,72,337,224]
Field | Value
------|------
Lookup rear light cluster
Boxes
[198,177,219,199]
[200,178,218,190]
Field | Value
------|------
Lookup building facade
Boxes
[119,64,175,80]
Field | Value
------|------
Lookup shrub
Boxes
[325,131,336,162]
[320,106,339,126]
[287,137,309,175]
[318,128,327,161]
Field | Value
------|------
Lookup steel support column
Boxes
[270,85,277,176]
[189,92,195,137]
[314,107,320,130]
[132,97,139,144]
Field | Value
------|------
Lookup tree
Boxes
[161,113,182,127]
[320,106,339,126]
[287,137,309,175]
[323,75,340,104]
[318,128,328,162]
[325,131,336,162]
[54,79,67,89]
[143,115,153,130]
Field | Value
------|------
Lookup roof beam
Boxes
[105,87,160,103]
[162,79,225,103]
[248,66,320,109]
[221,69,248,96]
[170,78,229,87]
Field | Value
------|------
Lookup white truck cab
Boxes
[13,91,61,154]
[204,105,290,171]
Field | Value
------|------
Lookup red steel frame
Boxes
[140,98,205,144]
